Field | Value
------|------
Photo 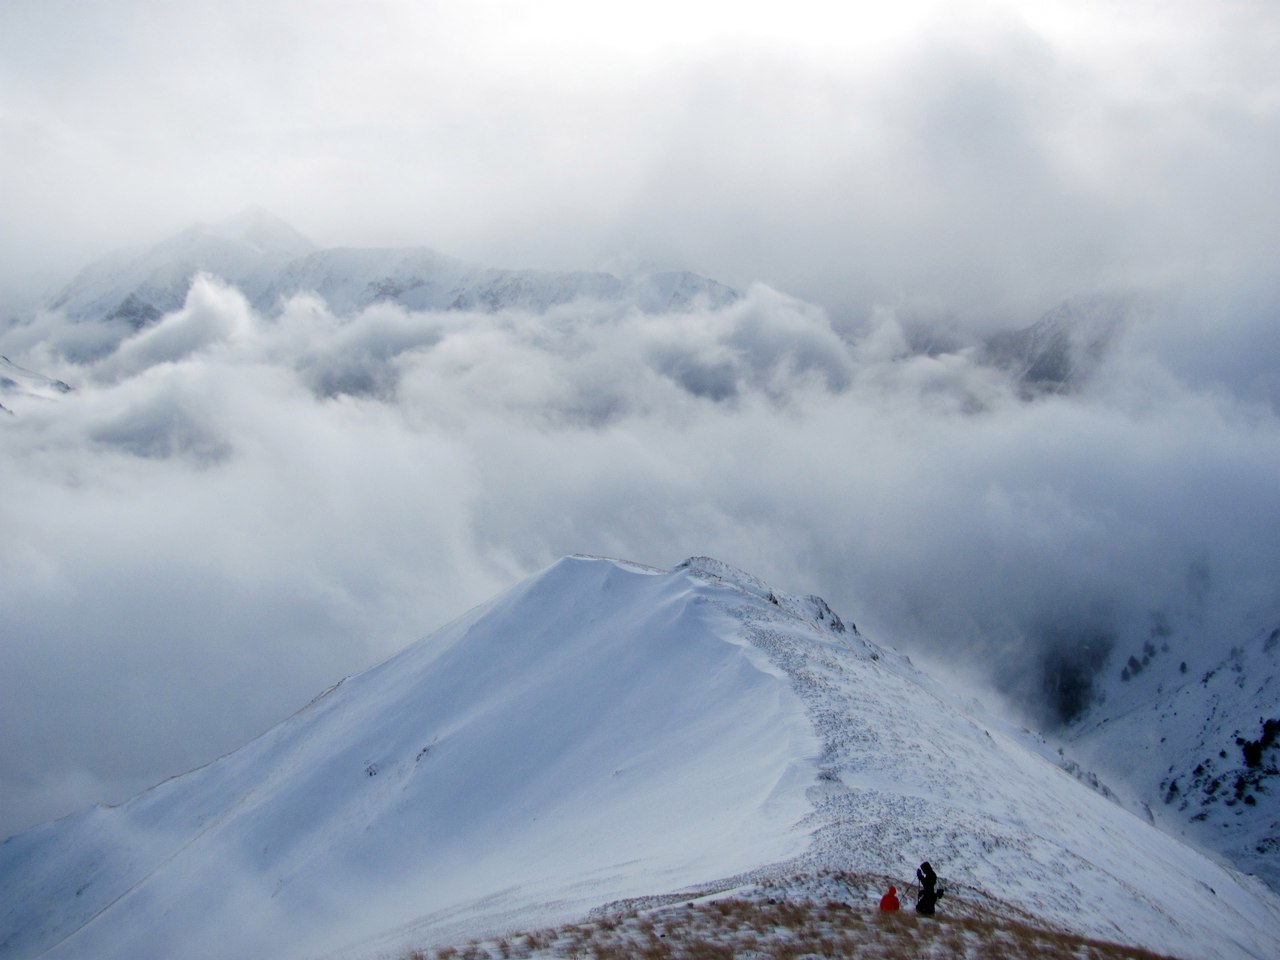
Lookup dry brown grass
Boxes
[402,872,1187,960]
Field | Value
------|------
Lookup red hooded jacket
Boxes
[879,886,900,911]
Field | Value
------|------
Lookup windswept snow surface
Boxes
[2,557,1278,960]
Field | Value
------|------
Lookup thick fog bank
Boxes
[2,275,1279,836]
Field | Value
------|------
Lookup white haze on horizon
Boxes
[2,0,1278,320]
[2,271,1279,838]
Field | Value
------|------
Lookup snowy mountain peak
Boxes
[173,207,317,260]
[46,209,315,330]
[2,556,1276,960]
[983,293,1144,396]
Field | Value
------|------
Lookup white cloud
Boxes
[4,272,1280,834]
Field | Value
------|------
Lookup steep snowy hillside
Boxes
[1067,620,1280,890]
[36,212,738,344]
[1,557,1277,960]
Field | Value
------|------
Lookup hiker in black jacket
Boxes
[915,861,945,916]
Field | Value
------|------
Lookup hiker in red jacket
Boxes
[879,885,900,911]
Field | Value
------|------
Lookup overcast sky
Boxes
[2,1,1280,839]
[3,0,1278,317]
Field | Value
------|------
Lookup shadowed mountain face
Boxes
[982,294,1139,397]
[1067,621,1280,891]
[2,557,1276,960]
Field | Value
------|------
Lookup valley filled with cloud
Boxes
[4,263,1279,838]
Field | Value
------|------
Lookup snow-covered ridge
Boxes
[2,556,1276,960]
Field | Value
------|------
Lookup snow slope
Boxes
[1067,621,1280,890]
[1,557,1277,960]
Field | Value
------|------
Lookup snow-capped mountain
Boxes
[41,211,739,339]
[2,557,1276,960]
[47,208,318,328]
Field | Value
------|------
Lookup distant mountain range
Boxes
[20,209,1132,400]
[44,208,740,334]
[3,556,1276,960]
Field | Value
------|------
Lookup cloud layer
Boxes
[3,271,1279,836]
